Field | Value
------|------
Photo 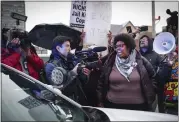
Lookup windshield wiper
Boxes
[48,102,73,122]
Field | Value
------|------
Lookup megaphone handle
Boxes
[156,55,169,76]
[160,55,168,64]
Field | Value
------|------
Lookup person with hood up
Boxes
[139,35,164,111]
[139,35,162,71]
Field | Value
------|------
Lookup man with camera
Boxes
[45,36,91,105]
[1,29,44,80]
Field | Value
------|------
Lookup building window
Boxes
[126,26,132,33]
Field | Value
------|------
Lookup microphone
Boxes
[75,46,107,54]
[75,49,92,54]
[93,46,107,52]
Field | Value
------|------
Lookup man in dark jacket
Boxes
[139,35,162,71]
[139,35,163,112]
[45,36,91,105]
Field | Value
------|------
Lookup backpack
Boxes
[39,59,86,102]
[39,60,59,85]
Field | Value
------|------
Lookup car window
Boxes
[1,63,90,122]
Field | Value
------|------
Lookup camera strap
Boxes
[20,57,29,75]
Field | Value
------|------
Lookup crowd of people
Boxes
[1,10,178,115]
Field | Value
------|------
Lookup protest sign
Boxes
[164,59,178,105]
[70,0,87,31]
[84,1,112,56]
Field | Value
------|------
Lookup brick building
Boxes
[1,1,26,30]
[1,1,49,56]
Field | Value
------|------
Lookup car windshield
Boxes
[1,63,90,122]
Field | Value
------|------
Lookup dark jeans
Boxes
[104,100,149,111]
[157,64,172,113]
[157,82,165,113]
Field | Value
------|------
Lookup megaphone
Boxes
[153,32,176,55]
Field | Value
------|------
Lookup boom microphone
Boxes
[75,46,107,54]
[92,46,107,52]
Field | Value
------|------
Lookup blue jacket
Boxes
[45,50,88,103]
[45,51,76,86]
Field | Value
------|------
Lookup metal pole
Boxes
[152,1,156,37]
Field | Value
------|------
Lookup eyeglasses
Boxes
[114,44,125,49]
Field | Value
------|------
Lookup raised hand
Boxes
[107,30,112,45]
[80,29,86,42]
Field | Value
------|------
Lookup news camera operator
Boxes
[48,29,86,61]
[1,29,44,80]
[45,36,91,105]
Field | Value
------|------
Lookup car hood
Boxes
[82,106,178,121]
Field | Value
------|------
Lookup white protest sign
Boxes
[70,0,87,31]
[84,1,112,56]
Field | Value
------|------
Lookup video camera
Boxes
[6,29,31,49]
[5,12,30,49]
[166,9,178,36]
[75,46,106,62]
[67,46,107,71]
[68,53,102,74]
